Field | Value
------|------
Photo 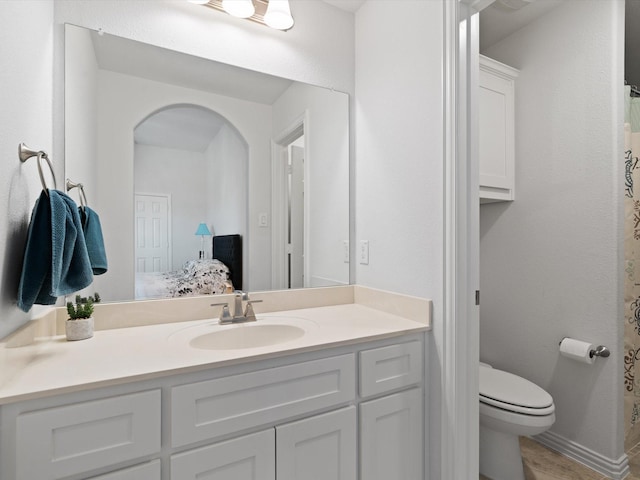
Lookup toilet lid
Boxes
[479,366,554,416]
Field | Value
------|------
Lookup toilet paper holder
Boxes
[558,338,610,359]
[590,345,610,358]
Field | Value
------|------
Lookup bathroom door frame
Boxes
[440,1,484,479]
[271,113,310,290]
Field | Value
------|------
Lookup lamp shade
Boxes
[222,0,255,18]
[195,223,212,236]
[264,0,294,30]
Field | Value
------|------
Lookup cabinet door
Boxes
[360,388,423,480]
[170,429,275,480]
[479,55,518,203]
[276,407,356,480]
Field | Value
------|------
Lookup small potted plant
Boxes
[65,293,100,341]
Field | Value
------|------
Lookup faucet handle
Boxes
[244,300,263,321]
[210,302,233,323]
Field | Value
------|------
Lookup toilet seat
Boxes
[479,366,554,416]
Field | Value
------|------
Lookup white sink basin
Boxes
[190,323,305,350]
[168,316,316,351]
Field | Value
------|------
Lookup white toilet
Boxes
[479,363,555,480]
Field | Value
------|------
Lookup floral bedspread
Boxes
[164,259,233,297]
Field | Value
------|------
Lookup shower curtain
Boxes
[624,85,640,450]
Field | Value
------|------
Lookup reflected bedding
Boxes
[135,259,233,300]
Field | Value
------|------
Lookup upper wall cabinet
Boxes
[479,55,519,203]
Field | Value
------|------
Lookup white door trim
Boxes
[440,0,482,479]
[271,112,309,290]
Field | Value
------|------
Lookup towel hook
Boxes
[19,143,57,196]
[66,178,87,211]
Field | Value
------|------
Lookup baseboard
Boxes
[534,431,630,480]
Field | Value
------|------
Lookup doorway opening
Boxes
[272,117,307,290]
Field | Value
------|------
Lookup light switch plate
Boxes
[359,240,369,265]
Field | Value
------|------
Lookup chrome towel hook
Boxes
[19,143,57,196]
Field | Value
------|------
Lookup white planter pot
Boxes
[65,317,94,341]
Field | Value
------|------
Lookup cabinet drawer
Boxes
[171,354,355,447]
[16,390,161,480]
[171,429,275,480]
[359,341,422,398]
[88,460,161,480]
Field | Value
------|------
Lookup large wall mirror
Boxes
[64,24,350,303]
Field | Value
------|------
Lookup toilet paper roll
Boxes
[559,338,595,364]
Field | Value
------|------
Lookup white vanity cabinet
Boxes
[0,334,424,480]
[479,54,519,203]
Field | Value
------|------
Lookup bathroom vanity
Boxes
[0,290,429,480]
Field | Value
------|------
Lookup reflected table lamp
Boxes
[195,223,212,259]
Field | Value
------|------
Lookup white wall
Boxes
[480,0,625,465]
[0,2,54,339]
[64,25,98,196]
[355,1,443,477]
[205,123,248,240]
[272,82,350,288]
[355,1,443,299]
[134,144,208,270]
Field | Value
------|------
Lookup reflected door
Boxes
[135,194,170,272]
[289,145,305,288]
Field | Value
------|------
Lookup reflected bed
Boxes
[135,234,242,300]
[135,259,233,300]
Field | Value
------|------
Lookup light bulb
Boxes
[264,0,294,30]
[222,0,255,18]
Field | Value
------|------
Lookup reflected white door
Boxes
[135,194,170,273]
[288,145,305,288]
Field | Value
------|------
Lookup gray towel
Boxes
[17,190,94,312]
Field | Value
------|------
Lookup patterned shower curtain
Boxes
[624,85,640,450]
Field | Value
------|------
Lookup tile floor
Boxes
[480,437,640,480]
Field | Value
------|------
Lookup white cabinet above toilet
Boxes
[479,55,519,203]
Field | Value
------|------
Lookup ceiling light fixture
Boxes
[190,0,294,31]
[222,0,255,18]
[264,0,294,30]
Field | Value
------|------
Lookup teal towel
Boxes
[80,206,108,275]
[17,190,94,312]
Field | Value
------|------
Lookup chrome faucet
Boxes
[211,291,262,324]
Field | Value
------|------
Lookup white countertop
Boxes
[0,303,427,405]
